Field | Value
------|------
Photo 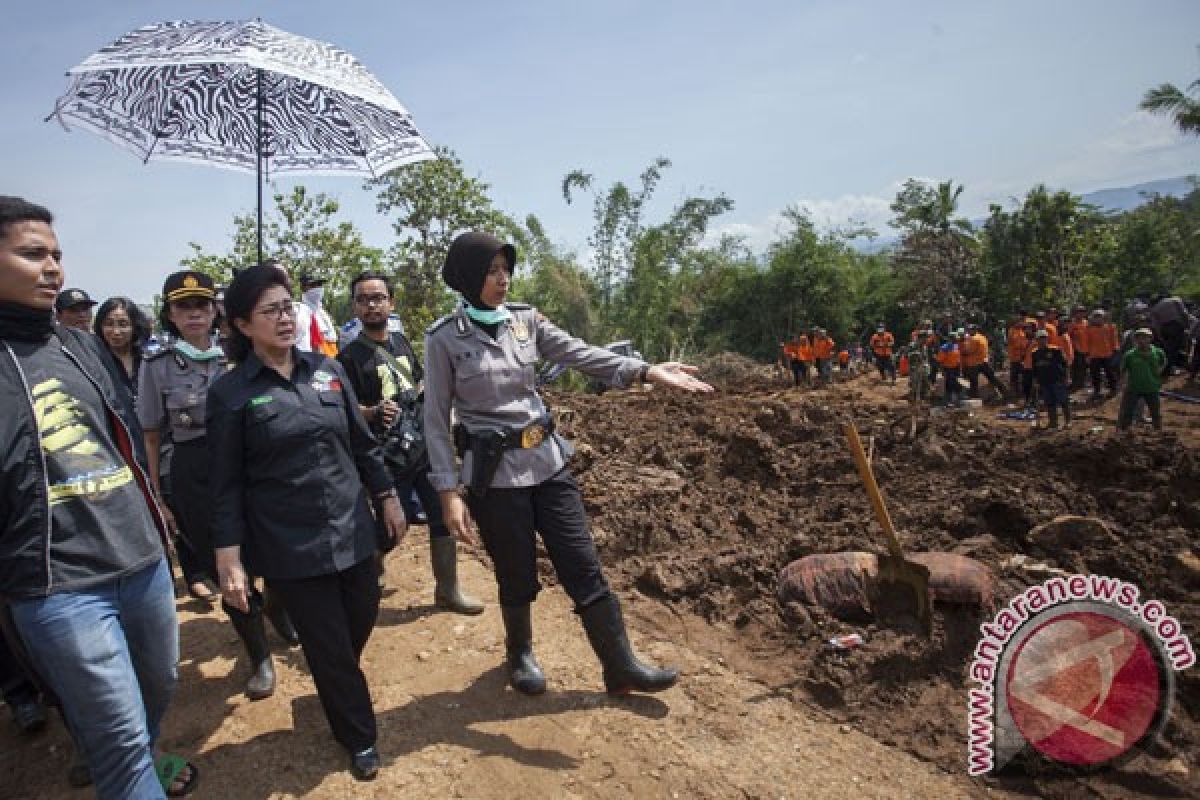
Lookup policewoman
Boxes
[138,270,298,703]
[337,270,483,615]
[207,264,406,781]
[424,232,713,697]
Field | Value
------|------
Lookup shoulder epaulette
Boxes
[143,349,171,362]
[426,315,455,336]
[507,302,532,311]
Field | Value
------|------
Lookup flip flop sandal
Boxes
[155,754,199,798]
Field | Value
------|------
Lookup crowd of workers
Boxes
[0,196,713,798]
[781,299,1198,431]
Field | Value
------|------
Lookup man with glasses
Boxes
[337,272,483,615]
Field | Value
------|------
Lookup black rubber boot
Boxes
[500,605,545,695]
[225,602,276,700]
[264,587,301,646]
[580,594,677,695]
[431,537,484,615]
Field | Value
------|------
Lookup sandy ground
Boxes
[1,541,995,799]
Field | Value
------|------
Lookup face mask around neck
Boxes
[303,287,325,308]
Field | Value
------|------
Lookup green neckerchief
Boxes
[173,339,223,362]
[463,300,512,326]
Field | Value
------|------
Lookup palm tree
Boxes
[1140,78,1200,136]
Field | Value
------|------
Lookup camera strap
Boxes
[357,331,417,396]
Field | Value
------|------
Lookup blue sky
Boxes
[4,0,1199,302]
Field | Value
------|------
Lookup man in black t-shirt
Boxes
[338,272,483,615]
[0,197,194,798]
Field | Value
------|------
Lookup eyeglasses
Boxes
[101,320,133,330]
[254,302,297,320]
[353,293,390,307]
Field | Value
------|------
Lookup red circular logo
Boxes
[1005,610,1163,767]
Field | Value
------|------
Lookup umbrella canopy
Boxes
[48,19,436,259]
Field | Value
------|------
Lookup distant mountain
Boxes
[1078,175,1196,212]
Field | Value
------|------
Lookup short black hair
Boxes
[223,263,292,363]
[350,271,393,300]
[0,196,53,239]
[94,297,152,356]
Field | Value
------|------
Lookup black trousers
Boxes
[1089,356,1118,393]
[467,469,610,610]
[169,438,215,584]
[394,468,450,539]
[965,362,1002,397]
[268,557,380,754]
[0,629,37,706]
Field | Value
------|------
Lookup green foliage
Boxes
[1140,79,1200,136]
[179,186,384,296]
[888,179,982,322]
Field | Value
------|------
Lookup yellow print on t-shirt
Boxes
[31,378,133,505]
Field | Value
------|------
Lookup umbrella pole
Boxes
[256,68,264,266]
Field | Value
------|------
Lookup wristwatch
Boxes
[373,488,398,502]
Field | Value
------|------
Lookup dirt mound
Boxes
[546,370,1200,798]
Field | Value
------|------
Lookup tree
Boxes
[508,214,598,341]
[888,179,982,321]
[562,157,673,328]
[366,145,515,336]
[180,185,384,296]
[1140,63,1200,136]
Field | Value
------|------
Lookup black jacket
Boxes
[207,349,392,580]
[0,325,167,599]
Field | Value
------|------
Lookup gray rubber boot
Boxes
[500,605,546,695]
[431,537,484,615]
[580,594,677,695]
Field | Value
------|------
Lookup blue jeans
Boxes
[10,557,178,800]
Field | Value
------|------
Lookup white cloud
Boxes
[1043,111,1198,190]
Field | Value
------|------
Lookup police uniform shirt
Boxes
[137,348,224,442]
[423,303,647,493]
[206,349,392,580]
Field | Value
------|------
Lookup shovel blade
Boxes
[872,556,933,634]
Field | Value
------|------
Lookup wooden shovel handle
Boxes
[844,421,905,560]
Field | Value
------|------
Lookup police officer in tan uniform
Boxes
[139,270,297,701]
[424,232,712,696]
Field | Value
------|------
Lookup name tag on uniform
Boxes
[512,318,530,343]
[311,369,343,392]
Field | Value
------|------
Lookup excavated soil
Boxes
[2,358,1196,798]
[551,366,1200,799]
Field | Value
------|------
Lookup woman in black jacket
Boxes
[208,264,406,781]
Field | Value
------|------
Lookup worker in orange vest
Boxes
[869,324,897,384]
[1006,313,1032,407]
[1067,306,1090,390]
[782,336,804,386]
[812,328,835,385]
[961,323,1005,401]
[936,330,964,407]
[796,332,814,387]
[1084,309,1120,397]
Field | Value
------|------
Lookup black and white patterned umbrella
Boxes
[48,19,435,257]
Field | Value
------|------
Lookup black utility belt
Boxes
[452,415,555,456]
[453,415,555,497]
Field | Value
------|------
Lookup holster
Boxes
[464,429,507,498]
[453,414,556,498]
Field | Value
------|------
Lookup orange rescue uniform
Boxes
[1083,323,1119,359]
[870,331,895,357]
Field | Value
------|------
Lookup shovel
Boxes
[844,421,933,633]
